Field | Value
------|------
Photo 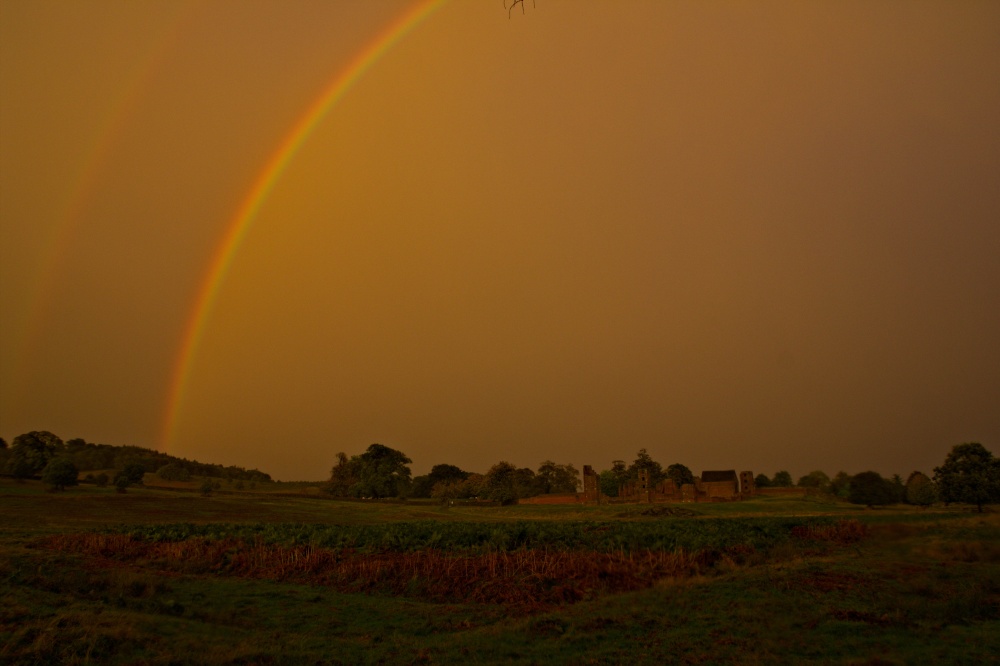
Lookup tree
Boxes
[513,467,538,498]
[535,460,558,494]
[610,460,627,477]
[351,444,413,499]
[41,459,78,491]
[326,452,360,497]
[112,462,146,492]
[905,471,937,507]
[65,438,87,453]
[627,449,664,484]
[432,464,470,480]
[889,474,907,503]
[5,455,35,481]
[119,463,146,486]
[200,478,214,496]
[754,473,771,488]
[772,470,793,487]
[484,461,520,505]
[849,471,896,507]
[597,470,619,497]
[535,460,580,494]
[6,431,63,478]
[796,470,831,492]
[665,463,694,487]
[598,460,629,497]
[432,473,484,502]
[933,442,1000,513]
[409,475,433,498]
[553,464,580,493]
[411,464,469,498]
[829,471,852,499]
[430,479,460,503]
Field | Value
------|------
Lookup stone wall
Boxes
[699,480,738,499]
[582,465,601,504]
[579,464,760,504]
[619,474,682,503]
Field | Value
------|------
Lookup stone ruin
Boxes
[580,466,756,505]
[582,465,601,503]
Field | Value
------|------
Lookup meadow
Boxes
[2,478,998,665]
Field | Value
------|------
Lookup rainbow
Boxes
[161,0,446,450]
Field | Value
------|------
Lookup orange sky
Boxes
[2,0,998,481]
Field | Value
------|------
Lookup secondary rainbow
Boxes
[7,3,198,420]
[161,0,446,450]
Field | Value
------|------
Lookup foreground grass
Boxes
[2,479,998,664]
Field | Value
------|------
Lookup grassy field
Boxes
[2,478,998,664]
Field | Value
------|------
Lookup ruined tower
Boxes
[582,465,601,503]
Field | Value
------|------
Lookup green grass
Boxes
[2,478,998,664]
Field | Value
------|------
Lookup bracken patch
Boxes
[41,534,735,611]
[790,519,868,544]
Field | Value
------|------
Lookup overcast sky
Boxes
[2,0,998,481]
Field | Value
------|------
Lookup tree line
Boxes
[325,444,581,505]
[3,431,997,511]
[747,446,996,512]
[0,431,272,491]
[325,442,1000,512]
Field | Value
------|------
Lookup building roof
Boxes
[700,470,738,483]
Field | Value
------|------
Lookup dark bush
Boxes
[849,471,896,507]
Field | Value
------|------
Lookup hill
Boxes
[0,431,272,483]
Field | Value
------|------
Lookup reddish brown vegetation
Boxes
[45,534,724,609]
[790,519,868,544]
[42,519,868,609]
[830,609,896,626]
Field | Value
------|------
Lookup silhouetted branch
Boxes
[505,0,536,19]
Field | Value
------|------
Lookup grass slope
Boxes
[2,479,998,665]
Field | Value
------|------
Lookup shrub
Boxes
[41,459,79,491]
